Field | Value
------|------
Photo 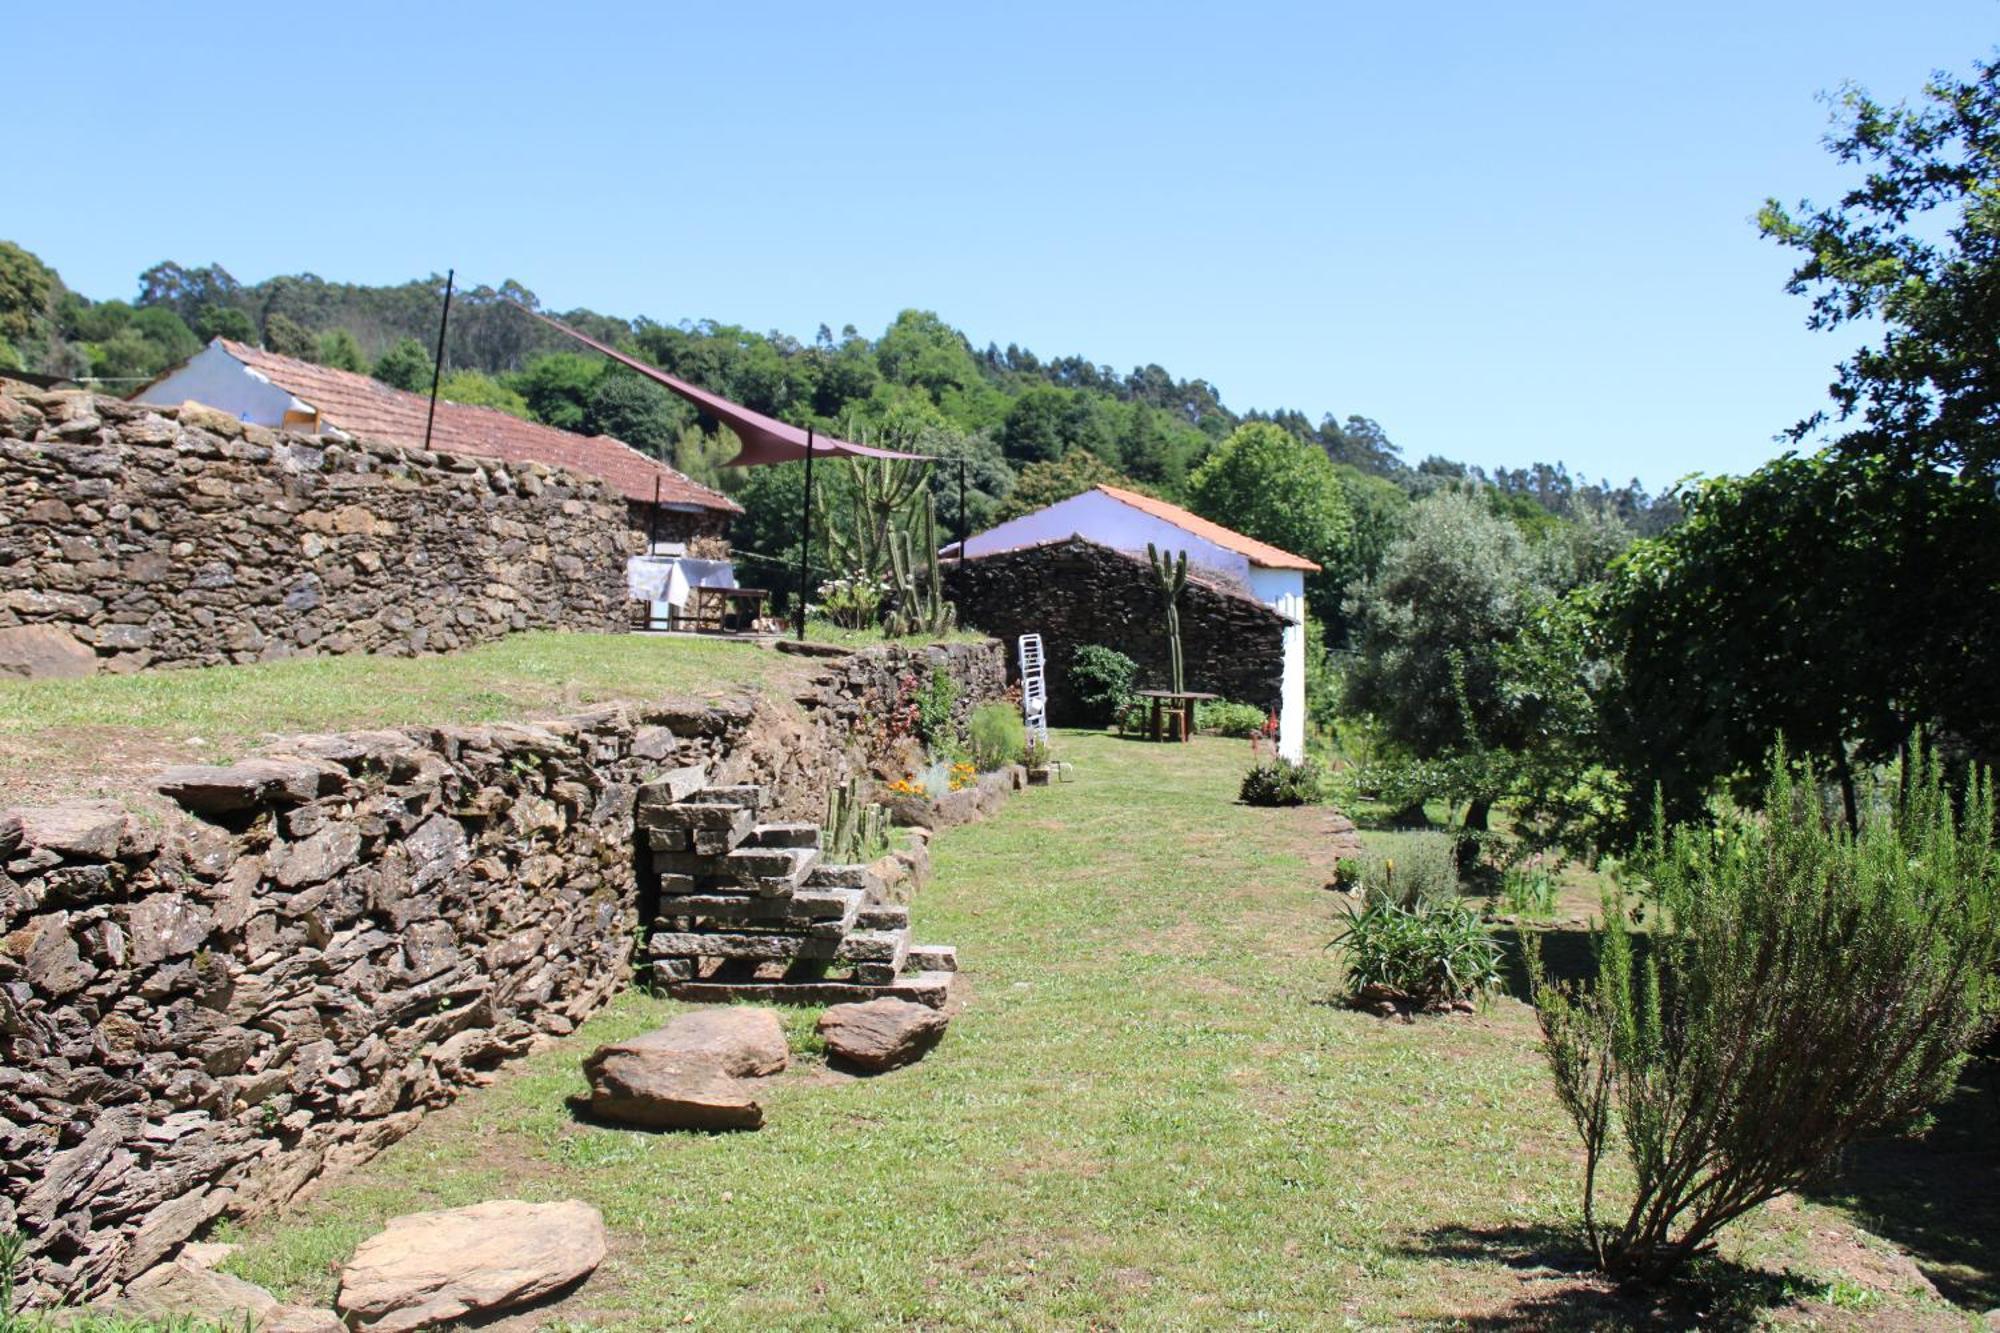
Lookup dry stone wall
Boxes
[0,386,635,675]
[0,639,1003,1305]
[946,536,1286,723]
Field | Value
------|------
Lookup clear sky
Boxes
[8,2,1994,489]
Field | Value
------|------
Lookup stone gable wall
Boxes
[945,536,1287,723]
[0,638,1002,1304]
[0,386,636,674]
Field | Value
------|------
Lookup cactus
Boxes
[823,777,889,862]
[1148,542,1188,694]
[817,456,927,581]
[884,490,959,638]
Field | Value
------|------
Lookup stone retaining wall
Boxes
[0,638,1002,1304]
[945,536,1287,723]
[0,386,636,675]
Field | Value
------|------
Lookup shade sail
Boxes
[516,306,927,467]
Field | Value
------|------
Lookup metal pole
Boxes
[957,454,968,558]
[647,475,660,553]
[422,268,454,452]
[797,428,815,640]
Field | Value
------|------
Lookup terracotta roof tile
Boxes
[214,339,739,513]
[1092,484,1319,571]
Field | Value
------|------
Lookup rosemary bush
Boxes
[1351,832,1461,909]
[967,702,1026,770]
[1530,744,2000,1284]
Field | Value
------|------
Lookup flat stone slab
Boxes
[745,821,821,849]
[625,1006,789,1077]
[818,997,950,1072]
[578,1044,763,1131]
[648,929,838,963]
[0,623,97,680]
[157,758,323,814]
[337,1200,607,1332]
[88,1258,340,1333]
[665,968,956,1010]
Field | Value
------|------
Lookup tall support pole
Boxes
[423,269,454,452]
[960,452,976,556]
[647,475,660,553]
[797,427,815,640]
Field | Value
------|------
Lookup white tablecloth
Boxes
[627,556,737,610]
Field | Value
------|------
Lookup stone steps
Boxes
[640,779,954,1002]
[663,969,956,1011]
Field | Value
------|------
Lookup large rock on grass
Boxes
[0,624,97,680]
[579,1044,764,1130]
[88,1257,340,1333]
[817,997,949,1072]
[336,1199,606,1332]
[625,1006,788,1076]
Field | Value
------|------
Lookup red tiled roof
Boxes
[1092,485,1319,572]
[213,339,739,513]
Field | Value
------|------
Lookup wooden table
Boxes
[1134,689,1219,742]
[668,587,770,634]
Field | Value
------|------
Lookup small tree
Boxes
[1531,743,2000,1285]
[372,336,435,392]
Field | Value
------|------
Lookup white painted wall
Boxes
[1248,567,1308,762]
[958,487,1309,759]
[958,490,1253,584]
[133,343,309,427]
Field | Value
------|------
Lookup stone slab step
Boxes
[662,969,956,1010]
[648,930,838,963]
[644,804,752,855]
[720,844,820,896]
[834,927,910,968]
[856,904,908,931]
[634,766,707,811]
[805,862,884,898]
[745,822,821,849]
[656,887,863,936]
[905,943,957,973]
[682,785,764,812]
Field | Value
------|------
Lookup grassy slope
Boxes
[217,733,1980,1330]
[0,634,813,805]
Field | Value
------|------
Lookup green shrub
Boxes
[967,701,1026,770]
[1069,644,1137,727]
[1350,832,1461,908]
[1239,757,1325,806]
[914,667,957,748]
[1196,699,1269,738]
[1332,895,1502,1007]
[1531,742,2000,1285]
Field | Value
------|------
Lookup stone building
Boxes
[134,339,739,546]
[949,486,1316,759]
[945,535,1292,746]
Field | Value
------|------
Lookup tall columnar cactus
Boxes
[885,490,959,637]
[822,777,889,861]
[1147,541,1188,694]
[817,456,927,581]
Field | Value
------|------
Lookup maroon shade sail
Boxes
[517,306,927,467]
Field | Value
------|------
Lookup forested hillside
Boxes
[0,242,1680,652]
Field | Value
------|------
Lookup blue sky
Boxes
[9,2,1993,489]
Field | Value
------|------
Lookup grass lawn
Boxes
[0,633,817,806]
[216,732,1991,1330]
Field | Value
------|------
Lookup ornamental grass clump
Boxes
[1239,757,1325,806]
[1332,895,1502,1010]
[1530,742,2000,1286]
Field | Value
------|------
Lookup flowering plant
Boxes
[816,574,890,630]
